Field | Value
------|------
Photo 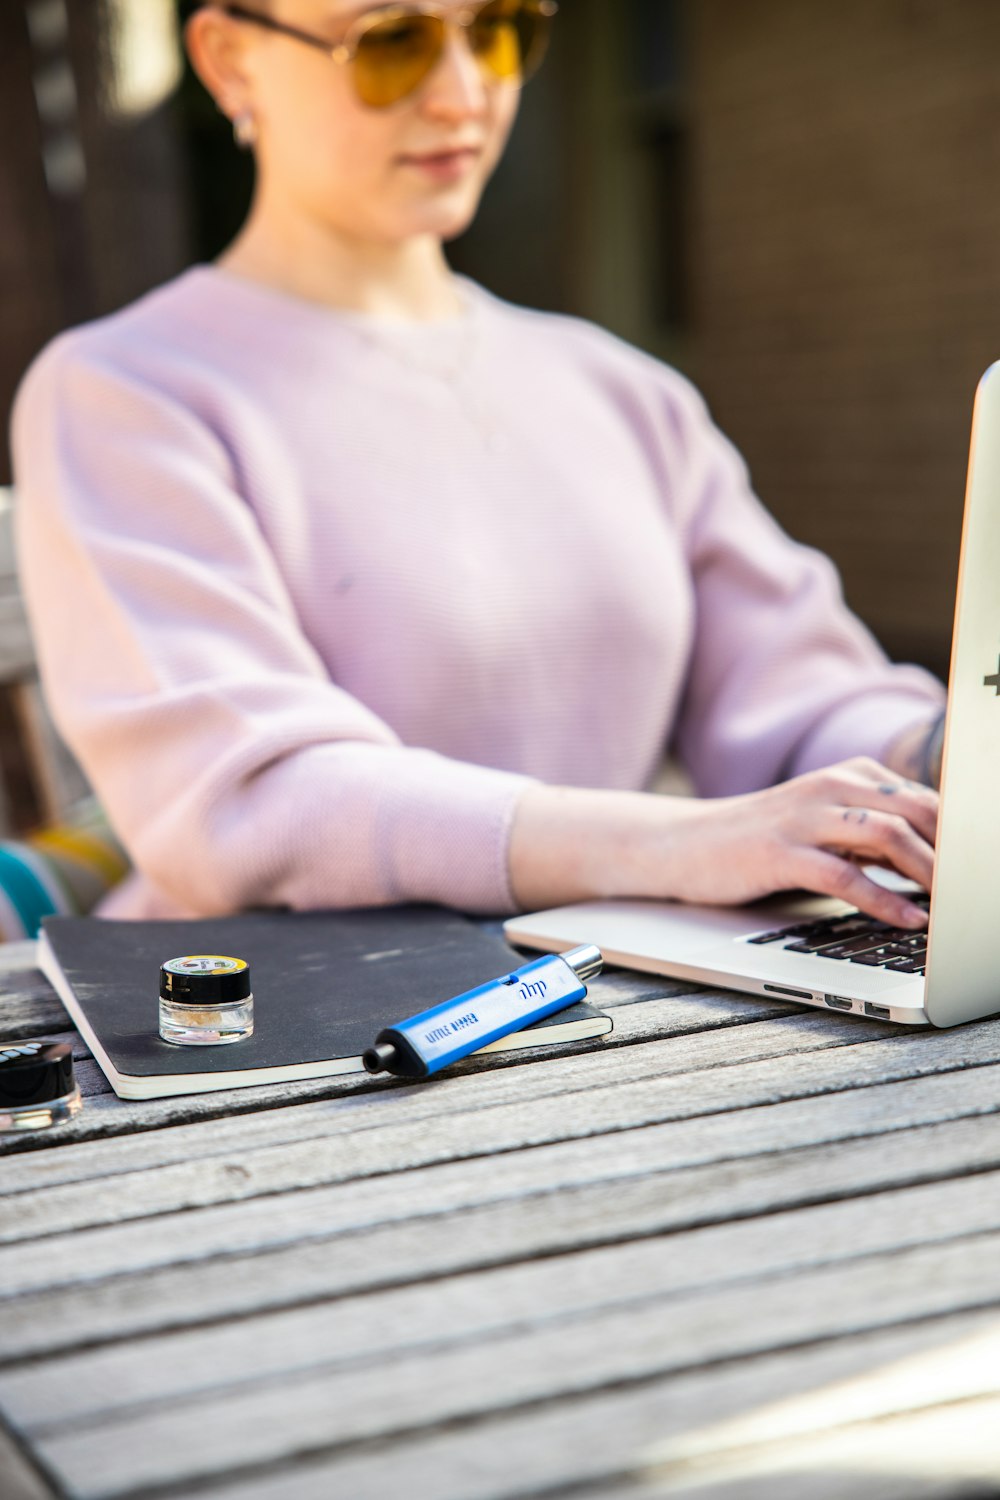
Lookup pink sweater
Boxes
[10,266,944,920]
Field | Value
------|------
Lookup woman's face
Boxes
[209,0,522,245]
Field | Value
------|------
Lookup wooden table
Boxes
[2,934,1000,1500]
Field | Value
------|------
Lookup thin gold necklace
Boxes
[353,289,507,451]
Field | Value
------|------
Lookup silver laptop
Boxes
[505,363,1000,1028]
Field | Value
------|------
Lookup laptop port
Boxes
[864,1002,891,1020]
[825,995,853,1011]
[763,983,815,1001]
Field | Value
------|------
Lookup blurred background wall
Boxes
[2,0,999,823]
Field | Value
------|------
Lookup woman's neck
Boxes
[216,208,462,324]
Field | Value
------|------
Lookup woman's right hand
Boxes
[508,757,938,929]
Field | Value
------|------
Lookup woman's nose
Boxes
[421,26,489,118]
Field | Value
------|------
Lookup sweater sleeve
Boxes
[10,338,534,917]
[653,371,946,796]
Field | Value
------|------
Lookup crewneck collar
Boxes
[186,261,487,337]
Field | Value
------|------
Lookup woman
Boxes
[11,0,945,931]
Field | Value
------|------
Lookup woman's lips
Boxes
[399,148,482,182]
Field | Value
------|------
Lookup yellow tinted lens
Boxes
[354,12,444,107]
[470,0,551,83]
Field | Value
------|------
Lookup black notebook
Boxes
[37,906,612,1100]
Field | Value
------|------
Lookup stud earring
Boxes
[232,109,258,149]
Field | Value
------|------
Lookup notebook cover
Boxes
[39,905,611,1097]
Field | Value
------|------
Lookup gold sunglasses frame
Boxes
[211,1,558,106]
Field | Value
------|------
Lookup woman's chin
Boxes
[398,184,486,241]
[327,185,484,247]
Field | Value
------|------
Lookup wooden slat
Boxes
[0,1002,821,1186]
[0,1002,845,1152]
[0,946,60,1019]
[58,991,819,1103]
[33,1009,764,1114]
[24,1230,1000,1497]
[0,994,819,1147]
[596,1480,967,1500]
[587,1477,952,1500]
[3,1108,1000,1364]
[5,1162,1000,1434]
[2,1024,993,1284]
[605,1402,1000,1499]
[138,1308,997,1500]
[41,1383,1000,1500]
[0,1011,896,1235]
[1,981,803,1150]
[0,1008,941,1194]
[517,1399,999,1500]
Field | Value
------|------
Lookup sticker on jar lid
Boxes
[162,956,248,976]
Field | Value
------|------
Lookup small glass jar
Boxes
[0,1041,82,1131]
[158,955,254,1046]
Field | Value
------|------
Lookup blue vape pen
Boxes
[362,944,603,1079]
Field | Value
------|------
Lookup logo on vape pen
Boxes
[985,658,1000,694]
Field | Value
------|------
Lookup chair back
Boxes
[0,486,91,836]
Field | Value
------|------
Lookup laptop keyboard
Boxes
[744,893,930,976]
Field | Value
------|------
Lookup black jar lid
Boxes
[0,1041,76,1108]
[160,955,251,1004]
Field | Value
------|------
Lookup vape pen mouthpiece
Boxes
[363,1042,399,1075]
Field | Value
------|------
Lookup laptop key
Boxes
[782,923,882,954]
[810,934,901,959]
[749,912,905,953]
[894,936,927,954]
[746,924,818,944]
[884,958,926,974]
[753,923,851,947]
[848,945,909,966]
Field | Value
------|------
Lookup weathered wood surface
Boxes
[24,1231,1000,1498]
[2,936,1000,1499]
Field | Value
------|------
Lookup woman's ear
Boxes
[184,8,257,117]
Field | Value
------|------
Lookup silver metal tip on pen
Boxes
[363,1042,398,1075]
[562,945,603,982]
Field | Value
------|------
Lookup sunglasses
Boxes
[214,0,558,110]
